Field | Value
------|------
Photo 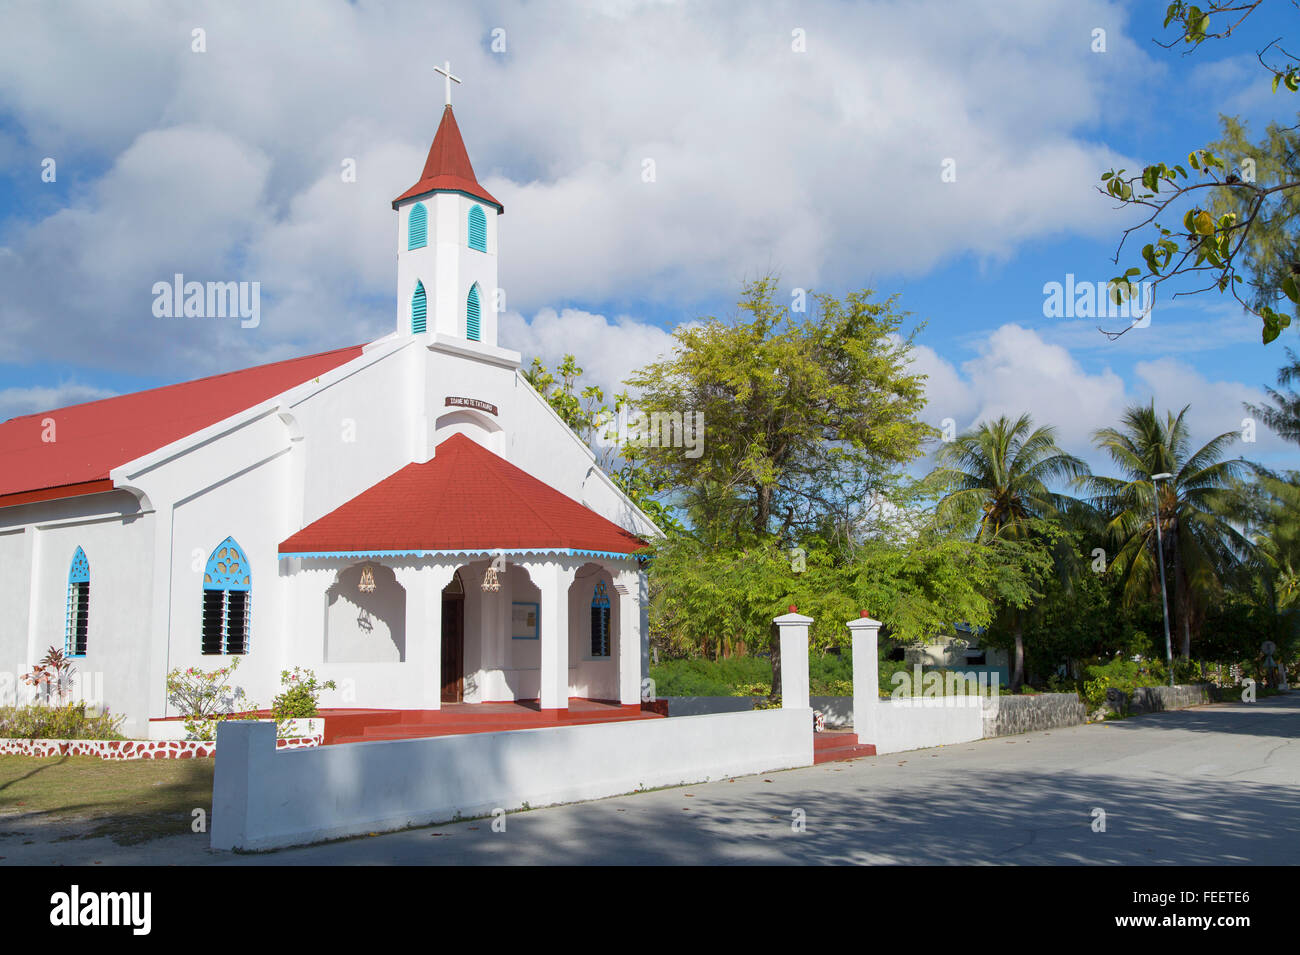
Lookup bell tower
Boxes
[392,62,503,346]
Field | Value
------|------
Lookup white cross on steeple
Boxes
[434,60,462,107]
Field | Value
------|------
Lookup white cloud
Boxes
[0,0,1158,375]
[0,382,116,423]
[912,323,1291,474]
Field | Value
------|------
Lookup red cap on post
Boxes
[788,604,798,613]
[860,609,870,617]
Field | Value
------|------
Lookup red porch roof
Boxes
[279,433,647,557]
[0,345,364,509]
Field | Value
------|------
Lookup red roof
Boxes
[280,433,646,557]
[392,105,503,211]
[0,345,364,509]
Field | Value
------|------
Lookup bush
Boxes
[649,657,771,697]
[1081,657,1166,709]
[165,658,258,741]
[0,702,125,740]
[271,667,336,720]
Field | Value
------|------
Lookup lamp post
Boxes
[1151,472,1175,687]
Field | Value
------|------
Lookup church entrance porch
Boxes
[317,698,661,745]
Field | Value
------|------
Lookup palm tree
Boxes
[929,414,1090,689]
[1086,403,1253,660]
[1244,347,1300,446]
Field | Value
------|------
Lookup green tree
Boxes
[625,277,934,545]
[1244,346,1300,444]
[1098,2,1300,344]
[927,414,1090,691]
[1086,403,1253,659]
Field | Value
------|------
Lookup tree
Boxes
[927,414,1090,690]
[1086,402,1253,658]
[1099,1,1300,343]
[1244,346,1300,443]
[629,277,938,692]
[625,277,934,546]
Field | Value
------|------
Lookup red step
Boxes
[813,730,876,764]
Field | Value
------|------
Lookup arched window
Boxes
[202,537,251,655]
[468,204,487,252]
[66,547,90,658]
[407,202,428,250]
[590,580,611,658]
[412,281,427,334]
[466,284,481,342]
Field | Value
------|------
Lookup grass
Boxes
[0,754,213,845]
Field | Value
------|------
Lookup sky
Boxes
[1,0,1298,478]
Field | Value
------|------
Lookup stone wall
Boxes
[982,692,1085,738]
[1125,683,1214,714]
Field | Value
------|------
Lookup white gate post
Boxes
[773,607,812,710]
[847,611,882,743]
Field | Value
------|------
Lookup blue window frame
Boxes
[202,537,251,655]
[466,284,481,341]
[590,581,611,658]
[408,202,428,250]
[66,547,90,657]
[468,204,487,252]
[412,281,427,334]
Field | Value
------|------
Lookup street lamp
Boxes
[1151,472,1175,687]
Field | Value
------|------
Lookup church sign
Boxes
[445,396,498,416]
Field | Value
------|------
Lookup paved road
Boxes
[2,695,1296,865]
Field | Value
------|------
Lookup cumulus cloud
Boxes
[911,323,1291,475]
[0,382,116,423]
[0,0,1156,376]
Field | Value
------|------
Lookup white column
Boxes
[614,566,641,706]
[395,563,455,709]
[773,610,812,710]
[847,612,882,743]
[526,559,576,710]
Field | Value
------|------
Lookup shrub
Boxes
[165,658,257,741]
[0,702,125,740]
[271,667,337,720]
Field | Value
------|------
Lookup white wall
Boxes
[871,698,984,755]
[211,708,813,850]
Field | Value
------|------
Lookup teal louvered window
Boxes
[468,204,487,252]
[202,537,251,655]
[66,547,90,657]
[590,581,611,657]
[408,202,428,250]
[466,285,481,341]
[412,281,427,334]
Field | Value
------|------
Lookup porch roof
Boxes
[279,433,647,559]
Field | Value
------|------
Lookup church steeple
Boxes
[392,64,501,346]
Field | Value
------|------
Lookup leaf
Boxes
[1283,275,1299,304]
[1193,210,1215,235]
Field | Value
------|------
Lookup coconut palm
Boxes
[1086,403,1253,659]
[1244,347,1300,447]
[929,414,1090,689]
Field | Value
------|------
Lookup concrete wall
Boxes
[211,708,813,851]
[872,698,985,755]
[982,692,1085,738]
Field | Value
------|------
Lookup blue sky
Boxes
[1,0,1297,475]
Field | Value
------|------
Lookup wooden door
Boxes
[441,594,464,703]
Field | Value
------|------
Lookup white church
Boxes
[0,74,660,737]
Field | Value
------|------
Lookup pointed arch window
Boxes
[468,204,487,252]
[590,580,611,658]
[202,537,251,655]
[408,202,428,250]
[66,547,90,658]
[412,281,427,334]
[466,284,481,342]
